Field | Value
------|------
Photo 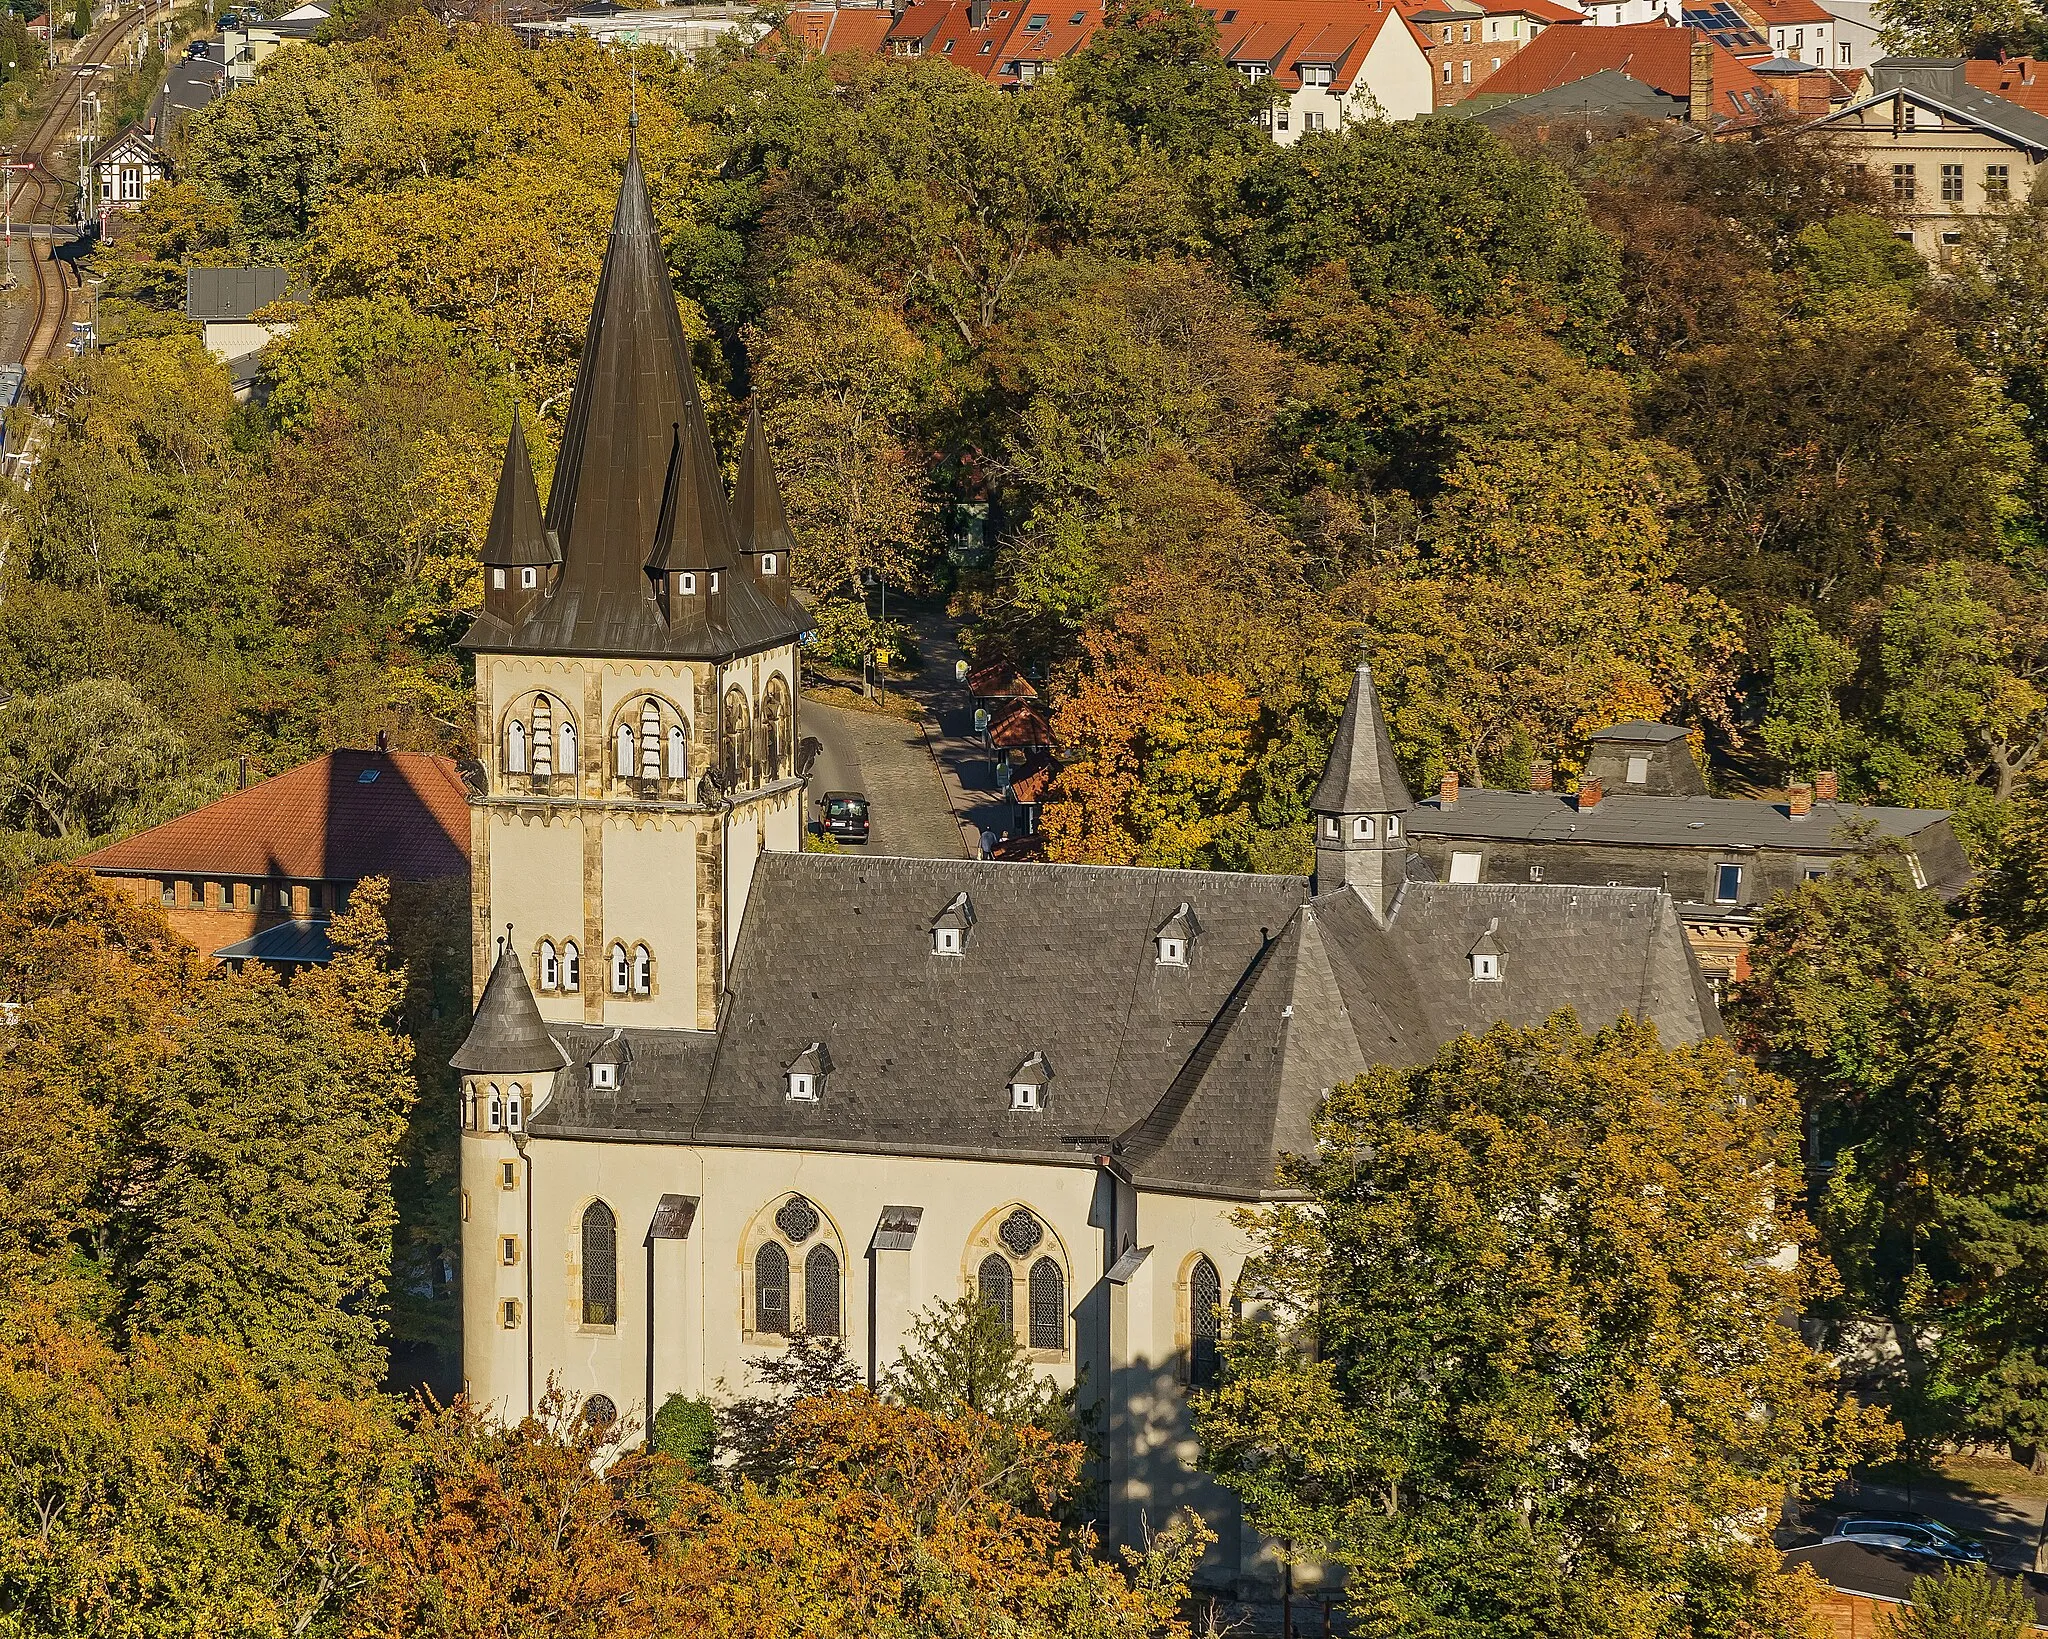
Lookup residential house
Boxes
[79,745,471,969]
[516,3,755,52]
[1965,54,2048,114]
[1815,0,1882,70]
[1400,720,1970,991]
[1808,56,2048,254]
[1407,0,1583,104]
[185,265,296,394]
[768,2,894,55]
[1217,1,1436,133]
[1730,0,1834,66]
[87,126,168,237]
[1468,21,1769,125]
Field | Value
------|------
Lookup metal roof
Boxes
[451,944,569,1074]
[479,410,560,568]
[184,265,288,323]
[213,918,332,965]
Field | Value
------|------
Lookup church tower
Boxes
[459,128,809,1032]
[1309,661,1413,920]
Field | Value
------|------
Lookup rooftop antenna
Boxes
[628,58,638,131]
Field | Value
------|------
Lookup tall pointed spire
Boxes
[452,941,568,1074]
[1310,660,1414,916]
[461,127,802,661]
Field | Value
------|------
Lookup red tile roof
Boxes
[1966,56,2048,116]
[81,750,471,882]
[1217,0,1414,92]
[1732,0,1835,27]
[989,703,1054,748]
[773,5,898,55]
[967,660,1039,701]
[994,0,1103,82]
[1470,20,1765,113]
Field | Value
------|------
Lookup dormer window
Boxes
[1353,816,1375,840]
[521,566,538,589]
[760,553,778,575]
[708,572,720,592]
[679,571,697,595]
[592,1061,616,1090]
[1008,1051,1051,1111]
[1387,815,1400,837]
[492,568,506,590]
[930,891,975,955]
[1469,920,1504,982]
[1157,936,1186,966]
[1153,901,1199,967]
[1321,816,1339,840]
[785,1041,832,1103]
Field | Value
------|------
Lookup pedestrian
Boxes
[979,827,996,860]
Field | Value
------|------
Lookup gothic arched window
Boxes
[1189,1255,1222,1388]
[762,676,791,780]
[667,722,688,779]
[557,719,577,775]
[562,941,580,992]
[755,1241,790,1335]
[978,1253,1014,1331]
[539,940,558,992]
[722,689,750,788]
[632,944,652,996]
[609,943,630,995]
[506,718,527,774]
[615,722,635,778]
[582,1200,617,1326]
[805,1244,841,1337]
[1029,1257,1065,1352]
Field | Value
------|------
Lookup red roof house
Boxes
[1470,20,1767,120]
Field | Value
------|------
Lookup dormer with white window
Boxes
[930,891,975,956]
[1154,901,1199,967]
[1468,921,1504,982]
[1008,1051,1051,1112]
[786,1041,832,1102]
[589,1032,630,1092]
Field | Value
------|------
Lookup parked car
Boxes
[821,791,870,845]
[1823,1515,1991,1564]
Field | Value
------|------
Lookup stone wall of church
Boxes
[470,644,802,1030]
[459,1128,1274,1587]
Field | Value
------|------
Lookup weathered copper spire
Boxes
[463,127,800,660]
[480,409,557,570]
[733,397,798,607]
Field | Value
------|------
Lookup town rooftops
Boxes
[1810,56,2048,152]
[1470,19,1768,115]
[1466,65,1693,123]
[774,4,896,53]
[184,265,288,323]
[1965,54,2048,115]
[1216,0,1413,90]
[79,749,471,882]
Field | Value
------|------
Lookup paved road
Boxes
[1809,1478,2048,1573]
[890,604,1023,854]
[801,698,965,859]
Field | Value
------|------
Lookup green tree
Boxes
[1735,844,2048,1452]
[1883,1563,2036,1639]
[1062,0,1269,164]
[885,1294,1071,1433]
[1761,606,1860,781]
[1794,211,1928,311]
[1199,1014,1893,1636]
[0,679,187,846]
[125,880,415,1391]
[1876,0,2042,54]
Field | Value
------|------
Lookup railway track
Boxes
[14,3,153,369]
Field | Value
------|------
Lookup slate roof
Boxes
[460,130,804,663]
[1812,57,2048,151]
[80,750,470,881]
[1591,719,1691,744]
[522,854,1718,1198]
[1405,788,1952,851]
[1312,665,1413,815]
[184,265,287,322]
[1466,66,1691,123]
[733,398,799,565]
[453,944,569,1074]
[480,411,559,569]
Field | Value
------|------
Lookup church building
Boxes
[451,130,1723,1592]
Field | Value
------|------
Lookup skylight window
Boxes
[1025,12,1047,27]
[357,768,379,783]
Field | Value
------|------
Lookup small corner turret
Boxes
[479,410,561,629]
[1310,658,1414,921]
[734,397,797,609]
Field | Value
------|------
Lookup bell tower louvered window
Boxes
[755,1241,790,1335]
[582,1201,617,1326]
[805,1244,841,1336]
[1190,1255,1222,1387]
[978,1253,1014,1331]
[1028,1257,1064,1351]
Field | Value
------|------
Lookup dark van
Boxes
[821,791,870,844]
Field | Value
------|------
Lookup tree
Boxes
[1761,607,1861,781]
[124,880,416,1391]
[1876,0,2043,54]
[886,1295,1071,1432]
[1062,0,1269,164]
[1199,1014,1893,1636]
[0,680,187,846]
[1883,1564,2036,1639]
[1735,844,2048,1453]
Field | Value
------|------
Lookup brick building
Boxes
[1408,0,1582,104]
[80,746,471,966]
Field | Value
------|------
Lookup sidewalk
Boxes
[893,604,1021,857]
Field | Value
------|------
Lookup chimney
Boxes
[1439,771,1459,807]
[376,728,389,753]
[1579,777,1603,810]
[1689,36,1713,126]
[1530,759,1553,792]
[1814,769,1839,802]
[238,754,249,790]
[1789,781,1813,817]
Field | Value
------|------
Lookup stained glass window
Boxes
[756,1241,790,1335]
[1029,1257,1064,1351]
[805,1244,841,1336]
[1190,1255,1222,1388]
[999,1207,1044,1257]
[776,1195,820,1244]
[581,1201,617,1326]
